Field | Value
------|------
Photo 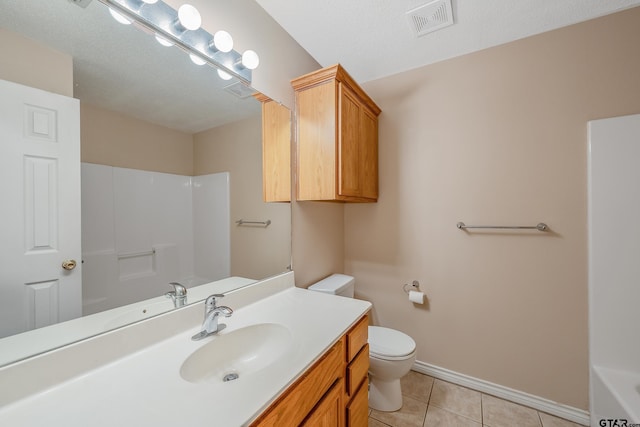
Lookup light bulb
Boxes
[189,53,206,65]
[213,31,233,53]
[241,50,260,70]
[109,8,132,25]
[217,69,233,80]
[155,35,173,47]
[178,4,201,31]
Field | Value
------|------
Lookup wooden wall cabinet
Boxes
[251,314,369,427]
[292,64,381,202]
[255,94,291,202]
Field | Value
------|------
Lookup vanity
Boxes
[0,272,371,426]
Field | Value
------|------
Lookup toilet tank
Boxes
[308,274,355,298]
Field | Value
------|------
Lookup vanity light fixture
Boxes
[240,50,260,70]
[109,7,132,24]
[155,34,173,46]
[210,30,233,53]
[189,53,207,65]
[217,69,233,80]
[176,4,201,31]
[96,0,259,84]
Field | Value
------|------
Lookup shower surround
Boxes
[81,163,230,315]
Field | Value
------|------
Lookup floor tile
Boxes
[423,406,482,427]
[370,395,427,427]
[369,418,392,427]
[539,412,583,427]
[428,380,482,422]
[482,394,542,427]
[368,373,579,427]
[401,371,434,404]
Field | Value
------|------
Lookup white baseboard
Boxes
[412,360,590,426]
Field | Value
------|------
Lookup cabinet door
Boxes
[338,83,362,198]
[302,379,344,427]
[338,83,378,201]
[360,107,378,200]
[262,100,291,202]
[297,82,338,201]
[250,339,344,426]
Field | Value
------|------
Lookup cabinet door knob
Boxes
[62,259,77,271]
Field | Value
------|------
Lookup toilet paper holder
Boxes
[402,280,420,294]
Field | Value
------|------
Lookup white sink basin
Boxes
[180,323,292,384]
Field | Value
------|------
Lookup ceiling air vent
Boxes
[406,0,454,37]
[224,81,256,99]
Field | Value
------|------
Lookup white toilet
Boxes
[308,274,417,412]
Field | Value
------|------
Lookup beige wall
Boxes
[291,201,344,286]
[80,103,194,175]
[0,29,73,97]
[194,114,291,279]
[293,7,640,410]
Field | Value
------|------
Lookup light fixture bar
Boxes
[96,0,253,84]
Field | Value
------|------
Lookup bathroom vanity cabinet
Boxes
[292,64,381,202]
[251,314,370,427]
[255,94,291,202]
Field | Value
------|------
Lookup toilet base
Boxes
[369,377,403,412]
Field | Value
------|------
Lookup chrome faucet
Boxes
[191,294,233,341]
[165,282,188,308]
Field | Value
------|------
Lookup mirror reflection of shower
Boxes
[81,163,230,315]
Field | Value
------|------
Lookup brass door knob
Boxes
[62,259,77,271]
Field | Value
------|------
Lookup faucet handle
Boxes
[169,282,187,296]
[205,294,225,309]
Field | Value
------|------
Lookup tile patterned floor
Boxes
[368,372,583,427]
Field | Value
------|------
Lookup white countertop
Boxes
[0,284,371,426]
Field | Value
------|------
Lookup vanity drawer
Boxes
[251,337,344,427]
[346,378,369,427]
[346,314,368,362]
[346,344,369,397]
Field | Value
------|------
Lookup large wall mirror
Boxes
[0,0,291,366]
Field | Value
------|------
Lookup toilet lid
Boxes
[368,326,416,358]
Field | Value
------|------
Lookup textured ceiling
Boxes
[0,0,260,133]
[3,0,640,132]
[256,0,640,83]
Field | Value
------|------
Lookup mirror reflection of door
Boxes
[0,79,82,338]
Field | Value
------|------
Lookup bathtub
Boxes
[591,366,640,425]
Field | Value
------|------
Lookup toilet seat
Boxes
[368,326,416,360]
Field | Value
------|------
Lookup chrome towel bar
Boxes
[117,248,156,259]
[456,222,548,232]
[236,219,271,227]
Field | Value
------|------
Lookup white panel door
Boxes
[0,79,81,338]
